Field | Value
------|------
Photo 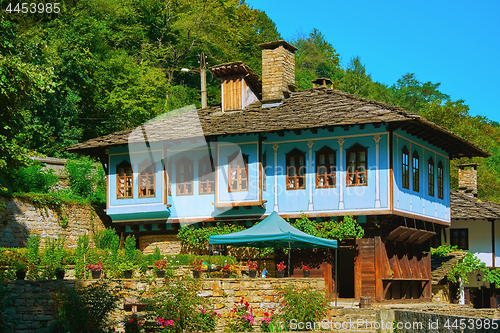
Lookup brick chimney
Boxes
[259,40,297,104]
[458,163,478,196]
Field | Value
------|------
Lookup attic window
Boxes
[223,76,242,112]
[117,161,133,199]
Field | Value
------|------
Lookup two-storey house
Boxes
[68,41,489,302]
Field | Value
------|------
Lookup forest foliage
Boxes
[1,0,500,202]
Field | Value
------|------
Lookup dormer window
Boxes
[228,151,248,192]
[346,144,367,186]
[315,146,336,188]
[176,157,193,196]
[286,148,306,190]
[223,76,243,111]
[117,161,133,199]
[138,159,156,198]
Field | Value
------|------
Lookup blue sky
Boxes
[247,0,500,123]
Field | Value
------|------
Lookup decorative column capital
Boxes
[306,140,314,150]
[337,138,345,146]
[373,134,381,144]
[272,143,279,152]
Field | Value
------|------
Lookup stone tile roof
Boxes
[450,191,500,220]
[67,88,489,159]
[431,251,467,285]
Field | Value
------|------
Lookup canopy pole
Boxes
[288,240,291,278]
[259,248,261,277]
[335,247,338,307]
[208,244,211,279]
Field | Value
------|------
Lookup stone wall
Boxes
[139,234,182,255]
[0,196,107,248]
[2,277,325,333]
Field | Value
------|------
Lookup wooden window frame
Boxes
[315,146,336,188]
[286,148,306,190]
[228,152,249,192]
[176,157,194,196]
[428,158,435,197]
[412,151,420,192]
[116,161,133,199]
[402,147,409,189]
[450,228,468,250]
[437,161,444,199]
[346,144,368,187]
[198,156,215,195]
[138,159,156,198]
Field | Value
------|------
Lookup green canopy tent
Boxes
[209,211,338,304]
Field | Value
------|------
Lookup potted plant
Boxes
[55,267,65,280]
[118,261,136,279]
[247,260,258,278]
[154,259,168,278]
[222,264,231,278]
[15,261,27,280]
[192,259,203,278]
[86,261,103,279]
[302,265,311,278]
[276,261,286,278]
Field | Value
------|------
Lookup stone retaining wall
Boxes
[0,196,107,248]
[2,277,325,333]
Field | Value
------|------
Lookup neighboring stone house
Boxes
[67,40,489,303]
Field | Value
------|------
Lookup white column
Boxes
[338,138,345,210]
[307,140,314,211]
[273,143,279,212]
[373,135,381,208]
[396,136,400,209]
[422,149,425,215]
[409,142,412,212]
[435,152,438,217]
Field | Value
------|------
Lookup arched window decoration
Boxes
[138,159,156,198]
[117,161,133,199]
[346,144,367,186]
[402,147,409,189]
[315,146,336,188]
[176,157,193,196]
[286,149,306,190]
[228,151,248,192]
[428,158,435,197]
[412,151,420,192]
[437,161,444,199]
[198,156,215,194]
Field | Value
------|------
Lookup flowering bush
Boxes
[247,260,257,271]
[154,259,168,270]
[226,297,254,332]
[222,264,231,271]
[190,308,220,332]
[276,261,286,271]
[302,265,311,271]
[260,310,279,332]
[85,261,103,271]
[191,260,203,271]
[124,313,145,333]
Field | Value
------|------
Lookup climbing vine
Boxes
[177,222,245,250]
[291,213,364,241]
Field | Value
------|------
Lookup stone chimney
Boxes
[458,163,478,196]
[259,40,297,104]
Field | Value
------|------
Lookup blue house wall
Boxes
[105,125,450,224]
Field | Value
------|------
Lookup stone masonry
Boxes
[458,163,478,196]
[260,41,296,103]
[0,196,107,248]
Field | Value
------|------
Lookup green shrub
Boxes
[40,236,66,279]
[177,222,245,250]
[48,281,119,333]
[431,244,458,257]
[66,157,106,206]
[75,234,90,279]
[93,228,119,250]
[5,164,58,193]
[274,286,328,331]
[26,234,41,279]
